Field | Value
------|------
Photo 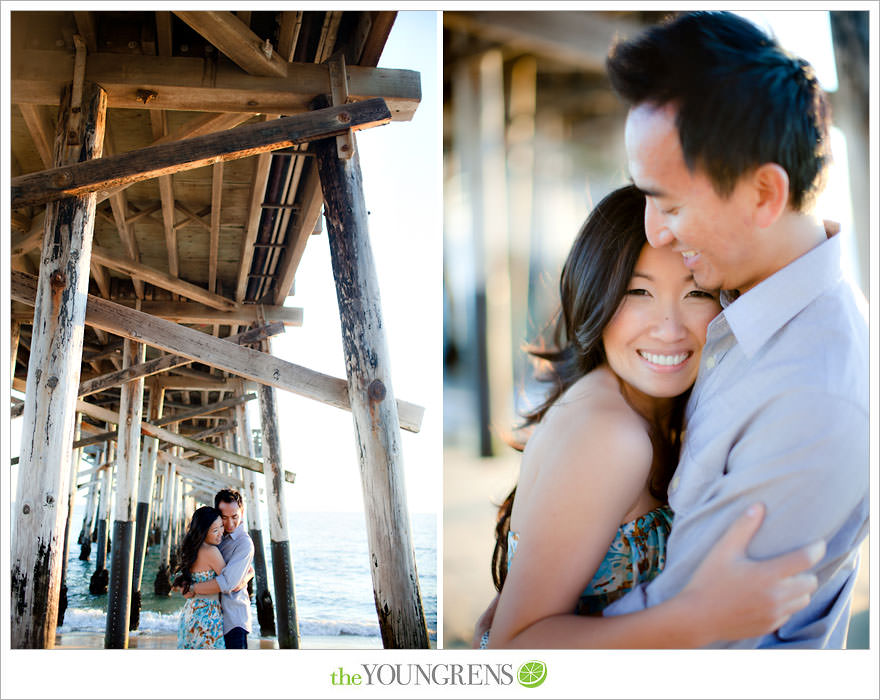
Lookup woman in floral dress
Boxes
[174,506,226,649]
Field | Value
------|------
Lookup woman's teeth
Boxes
[638,351,689,366]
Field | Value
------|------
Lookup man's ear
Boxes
[751,163,789,228]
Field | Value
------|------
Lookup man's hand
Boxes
[472,593,500,648]
[232,564,255,593]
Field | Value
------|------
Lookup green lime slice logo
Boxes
[517,660,547,688]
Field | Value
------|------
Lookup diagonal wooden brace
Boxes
[11,98,391,208]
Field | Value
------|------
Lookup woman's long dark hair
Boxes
[491,185,688,591]
[173,505,222,594]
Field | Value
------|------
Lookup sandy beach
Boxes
[53,632,384,650]
[443,446,871,649]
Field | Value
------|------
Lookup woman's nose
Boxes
[649,310,687,342]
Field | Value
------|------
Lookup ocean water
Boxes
[58,507,437,647]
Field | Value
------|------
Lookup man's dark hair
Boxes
[214,488,243,510]
[606,11,831,211]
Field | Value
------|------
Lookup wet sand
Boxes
[53,632,383,650]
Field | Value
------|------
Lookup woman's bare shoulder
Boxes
[530,368,651,461]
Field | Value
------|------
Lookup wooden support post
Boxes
[312,124,429,648]
[90,442,112,595]
[78,452,99,560]
[235,393,275,636]
[58,414,84,627]
[105,339,146,648]
[154,460,176,595]
[11,321,21,380]
[10,80,107,649]
[257,344,300,648]
[130,384,164,630]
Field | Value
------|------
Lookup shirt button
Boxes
[705,356,716,369]
[670,475,680,492]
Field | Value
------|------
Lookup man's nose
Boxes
[644,200,675,248]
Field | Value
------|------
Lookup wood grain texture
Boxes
[12,99,392,208]
[12,270,424,432]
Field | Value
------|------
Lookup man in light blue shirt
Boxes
[187,489,255,648]
[602,11,869,647]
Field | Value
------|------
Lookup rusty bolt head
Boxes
[47,376,59,389]
[50,270,66,288]
[53,170,73,188]
[337,112,350,123]
[368,379,386,402]
[22,504,31,515]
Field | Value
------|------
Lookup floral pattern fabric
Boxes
[177,570,225,649]
[509,504,673,615]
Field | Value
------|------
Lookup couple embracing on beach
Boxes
[173,489,255,649]
[476,11,868,649]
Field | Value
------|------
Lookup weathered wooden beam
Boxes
[236,146,274,302]
[174,11,288,78]
[209,161,223,294]
[12,270,424,432]
[157,374,232,391]
[153,392,257,427]
[158,175,178,277]
[11,81,107,650]
[73,12,98,54]
[78,324,283,398]
[12,99,393,208]
[277,11,303,62]
[90,245,237,311]
[12,50,420,120]
[18,104,54,169]
[272,159,324,304]
[11,299,304,326]
[105,339,146,648]
[158,450,245,491]
[314,127,429,648]
[10,210,46,257]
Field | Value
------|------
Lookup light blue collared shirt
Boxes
[604,233,869,648]
[216,522,254,634]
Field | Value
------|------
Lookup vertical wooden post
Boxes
[105,340,146,648]
[11,80,107,647]
[453,51,514,456]
[257,356,300,648]
[90,452,111,594]
[154,460,175,595]
[11,321,21,380]
[312,125,429,648]
[58,414,84,627]
[78,452,99,561]
[235,396,276,636]
[130,384,164,630]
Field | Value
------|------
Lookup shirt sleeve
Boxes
[606,390,868,619]
[214,535,255,594]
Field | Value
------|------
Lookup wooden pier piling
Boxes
[154,460,175,595]
[257,361,300,649]
[105,339,146,648]
[313,124,429,648]
[10,80,107,648]
[236,395,276,636]
[130,385,164,630]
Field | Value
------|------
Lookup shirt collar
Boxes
[720,234,842,359]
[224,521,245,541]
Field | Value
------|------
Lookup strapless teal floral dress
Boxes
[177,570,225,649]
[481,505,672,647]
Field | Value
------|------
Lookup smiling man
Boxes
[185,489,255,649]
[600,11,869,647]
